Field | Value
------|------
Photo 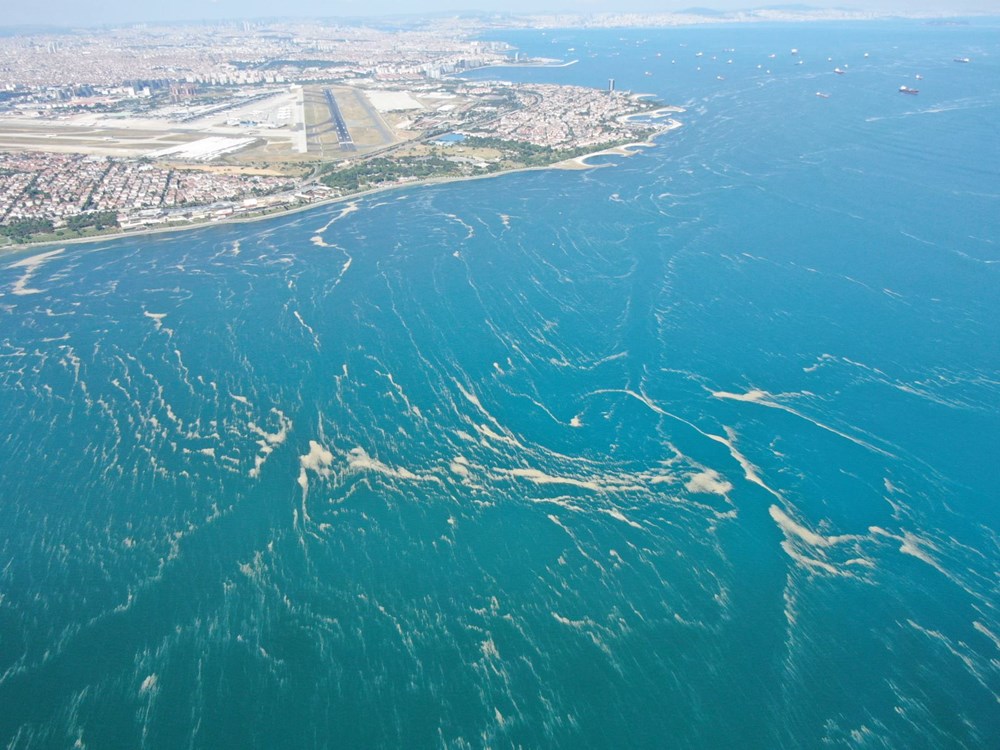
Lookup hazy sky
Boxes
[4,1,997,28]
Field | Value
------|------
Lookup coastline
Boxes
[447,58,579,77]
[620,106,686,124]
[566,118,683,168]
[468,59,580,71]
[0,125,678,258]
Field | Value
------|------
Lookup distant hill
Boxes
[677,5,835,16]
[677,7,728,15]
[750,4,828,9]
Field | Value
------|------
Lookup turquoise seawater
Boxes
[1,21,998,749]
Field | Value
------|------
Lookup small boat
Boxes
[915,74,924,80]
[899,85,919,95]
[954,57,971,63]
[791,48,799,55]
[716,75,725,80]
[834,67,845,74]
[816,91,830,98]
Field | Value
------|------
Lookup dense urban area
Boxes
[1,14,710,244]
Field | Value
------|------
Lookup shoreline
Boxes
[471,59,580,70]
[567,119,683,167]
[621,106,686,123]
[0,126,678,258]
[449,59,578,77]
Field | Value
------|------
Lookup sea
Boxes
[1,19,998,749]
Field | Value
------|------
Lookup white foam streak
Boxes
[770,505,855,548]
[248,409,293,478]
[906,619,996,697]
[347,447,442,483]
[599,507,644,529]
[7,248,64,269]
[973,621,1000,651]
[684,469,733,496]
[590,387,780,497]
[298,440,334,494]
[505,467,602,491]
[314,200,359,234]
[705,428,780,499]
[143,312,167,330]
[870,526,950,576]
[770,506,863,576]
[7,248,64,295]
[293,310,320,350]
[780,541,840,575]
[712,388,892,457]
[138,673,159,695]
[444,212,475,239]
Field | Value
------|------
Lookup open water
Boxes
[1,20,998,749]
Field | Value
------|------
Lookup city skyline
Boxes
[4,0,999,28]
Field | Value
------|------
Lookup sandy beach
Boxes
[563,119,683,168]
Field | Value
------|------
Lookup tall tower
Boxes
[609,78,615,92]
